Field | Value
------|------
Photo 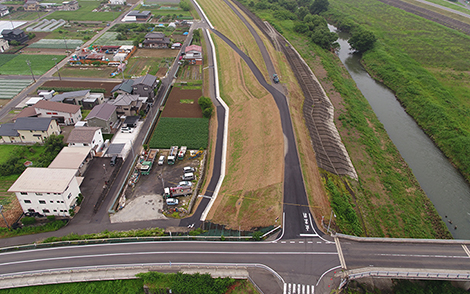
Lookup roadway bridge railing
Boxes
[335,233,470,245]
[343,267,470,282]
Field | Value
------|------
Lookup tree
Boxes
[311,27,338,50]
[349,29,377,52]
[296,6,309,21]
[309,0,329,15]
[198,96,213,118]
[179,0,191,11]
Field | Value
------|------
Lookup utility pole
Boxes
[25,60,36,83]
[52,57,61,80]
[63,37,68,52]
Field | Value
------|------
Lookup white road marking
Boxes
[288,283,292,294]
[290,241,295,244]
[0,251,338,267]
[302,284,305,293]
[299,241,304,244]
[462,245,470,258]
[281,241,286,243]
[299,234,319,237]
[308,241,313,244]
[297,283,300,293]
[375,253,469,259]
[312,285,315,293]
[284,283,287,294]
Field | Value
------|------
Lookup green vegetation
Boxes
[94,32,134,46]
[346,279,469,294]
[198,96,213,118]
[6,10,48,21]
[326,0,470,183]
[0,55,66,75]
[0,220,67,238]
[239,0,450,238]
[45,1,118,21]
[42,227,165,243]
[0,279,143,294]
[38,86,106,93]
[29,39,83,49]
[149,117,209,149]
[137,271,235,294]
[326,179,362,235]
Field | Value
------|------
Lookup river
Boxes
[329,25,470,239]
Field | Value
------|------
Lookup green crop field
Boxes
[149,117,209,149]
[0,55,66,75]
[94,32,134,46]
[45,1,118,21]
[29,39,83,49]
[0,55,15,68]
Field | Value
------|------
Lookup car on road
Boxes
[183,166,195,173]
[121,126,133,133]
[158,155,165,166]
[166,198,179,206]
[178,181,193,187]
[273,74,279,84]
[181,172,194,181]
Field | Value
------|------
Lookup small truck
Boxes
[163,186,192,198]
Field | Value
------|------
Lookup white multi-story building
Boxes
[66,127,104,155]
[34,100,82,125]
[9,168,81,217]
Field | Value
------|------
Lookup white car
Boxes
[121,126,133,133]
[166,198,178,206]
[181,172,194,181]
[158,155,165,166]
[183,166,195,173]
[178,181,193,187]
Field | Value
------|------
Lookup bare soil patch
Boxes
[162,87,203,118]
[206,38,283,230]
[21,48,69,55]
[40,80,122,97]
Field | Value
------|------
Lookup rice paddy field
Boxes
[45,0,119,21]
[0,55,66,75]
[94,32,134,46]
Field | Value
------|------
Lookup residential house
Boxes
[50,89,104,109]
[86,103,118,134]
[184,45,203,65]
[59,0,79,10]
[66,127,104,155]
[122,10,151,22]
[0,38,9,52]
[109,0,125,5]
[0,4,10,17]
[109,93,143,117]
[23,0,39,11]
[34,100,82,125]
[9,168,82,217]
[0,117,61,144]
[123,115,139,128]
[132,74,158,100]
[111,79,133,96]
[49,146,92,176]
[142,32,170,49]
[1,29,28,44]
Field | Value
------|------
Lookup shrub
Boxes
[252,231,264,241]
[198,96,213,118]
[47,215,56,221]
[21,217,36,226]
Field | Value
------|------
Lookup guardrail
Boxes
[347,270,470,281]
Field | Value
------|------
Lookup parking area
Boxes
[109,150,204,223]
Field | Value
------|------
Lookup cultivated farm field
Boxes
[0,55,66,75]
[149,117,209,149]
[45,0,118,21]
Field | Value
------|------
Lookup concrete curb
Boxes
[199,27,229,221]
[335,233,470,245]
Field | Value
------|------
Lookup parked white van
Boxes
[181,173,194,181]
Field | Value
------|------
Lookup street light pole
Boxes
[25,60,36,83]
[0,205,10,230]
[63,37,68,52]
[52,58,61,80]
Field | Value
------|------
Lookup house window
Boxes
[39,200,46,204]
[50,201,54,203]
[133,87,137,91]
[53,210,57,212]
[84,143,89,146]
[57,201,61,203]
[92,139,95,144]
[42,209,50,213]
[22,136,25,139]
[24,200,31,204]
[124,108,129,110]
[68,193,72,199]
[61,201,64,203]
[28,209,35,213]
[20,192,27,195]
[35,193,42,196]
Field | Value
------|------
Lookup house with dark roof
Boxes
[86,103,118,134]
[0,4,10,17]
[1,29,28,44]
[109,93,143,117]
[132,74,158,100]
[142,32,170,49]
[67,127,103,155]
[111,79,133,96]
[34,100,82,125]
[50,90,104,109]
[122,10,151,22]
[0,117,61,144]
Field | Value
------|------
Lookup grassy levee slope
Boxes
[328,0,470,185]
[198,0,269,80]
[238,0,451,238]
[205,34,284,230]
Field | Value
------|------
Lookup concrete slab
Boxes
[110,194,167,223]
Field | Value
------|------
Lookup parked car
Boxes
[110,155,117,166]
[158,155,165,166]
[121,126,133,133]
[181,172,194,181]
[183,166,195,173]
[273,74,280,84]
[178,181,193,187]
[166,198,179,206]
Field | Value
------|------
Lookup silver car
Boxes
[178,181,193,187]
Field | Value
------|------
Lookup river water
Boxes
[329,25,470,239]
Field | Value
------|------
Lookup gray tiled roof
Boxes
[66,127,101,144]
[13,117,52,131]
[132,74,157,87]
[50,89,90,102]
[110,94,139,106]
[86,103,116,121]
[111,79,133,94]
[0,123,19,137]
